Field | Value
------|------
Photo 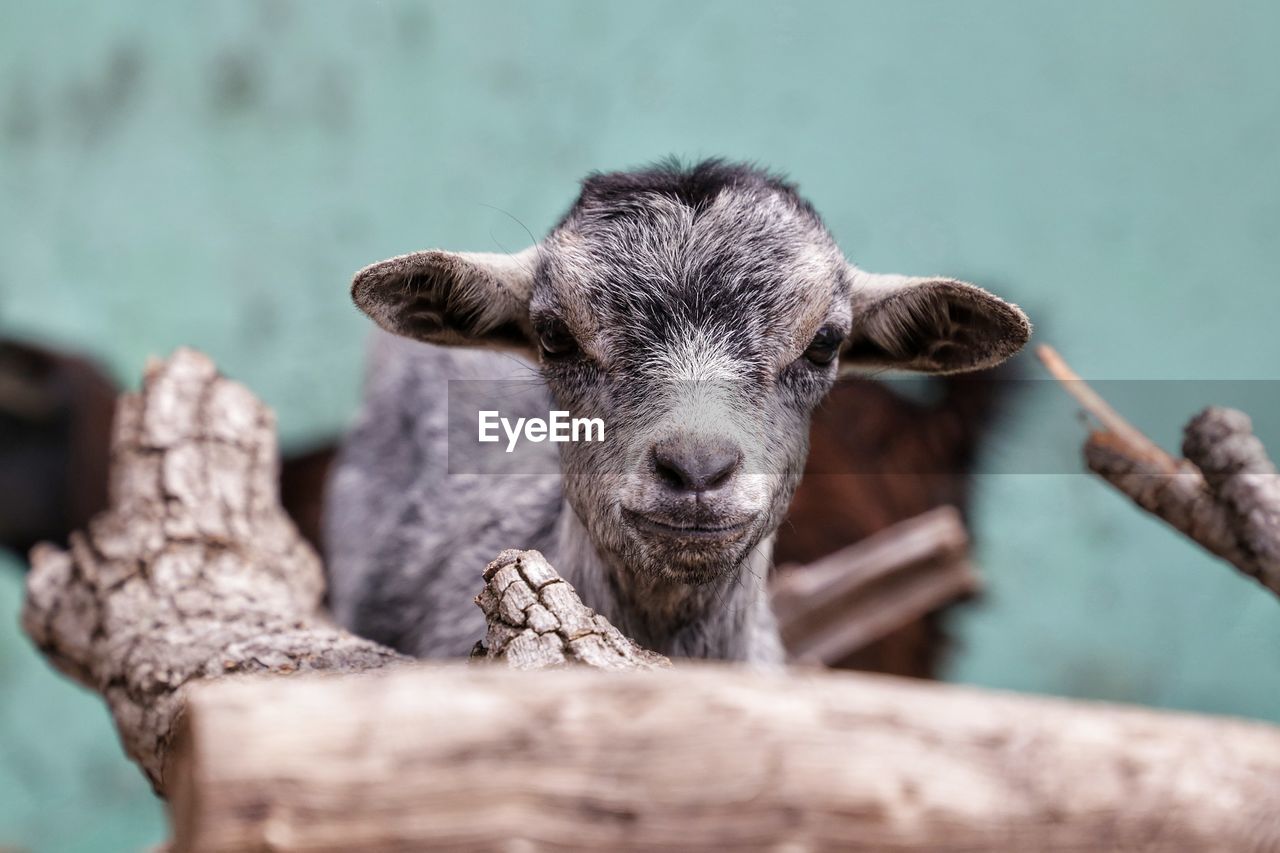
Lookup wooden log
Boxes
[771,506,979,665]
[168,664,1280,852]
[21,349,409,790]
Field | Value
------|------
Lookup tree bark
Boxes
[21,349,409,790]
[167,664,1280,852]
[473,548,670,670]
[1040,345,1280,599]
[1182,407,1280,593]
[1084,433,1260,571]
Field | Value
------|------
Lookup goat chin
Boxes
[624,528,765,588]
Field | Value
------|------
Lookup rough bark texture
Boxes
[168,664,1280,852]
[1183,407,1280,593]
[473,549,670,670]
[1041,345,1280,599]
[772,506,979,665]
[1085,414,1280,599]
[21,349,409,790]
[1084,433,1252,568]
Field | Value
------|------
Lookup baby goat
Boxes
[324,160,1030,663]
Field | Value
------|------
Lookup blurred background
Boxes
[3,1,1279,849]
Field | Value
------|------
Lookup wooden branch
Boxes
[1084,432,1254,569]
[771,506,979,665]
[22,349,410,791]
[1039,345,1280,599]
[168,664,1280,852]
[1037,344,1177,473]
[473,548,670,670]
[1183,407,1280,592]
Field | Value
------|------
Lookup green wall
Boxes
[3,2,1278,849]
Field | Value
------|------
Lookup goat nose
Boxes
[651,436,742,493]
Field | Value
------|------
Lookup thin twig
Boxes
[1036,345,1179,474]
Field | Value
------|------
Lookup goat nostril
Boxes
[653,451,690,490]
[704,450,739,489]
[651,439,741,493]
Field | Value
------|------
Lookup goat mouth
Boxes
[621,508,754,542]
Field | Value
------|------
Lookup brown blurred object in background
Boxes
[0,340,116,557]
[776,374,1012,677]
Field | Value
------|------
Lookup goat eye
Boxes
[537,320,579,359]
[804,325,843,366]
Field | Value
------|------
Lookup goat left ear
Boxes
[351,246,539,352]
[842,268,1031,374]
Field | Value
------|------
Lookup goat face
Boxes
[350,160,1031,588]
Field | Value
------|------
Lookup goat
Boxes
[324,160,1030,663]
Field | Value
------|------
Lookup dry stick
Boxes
[1183,407,1280,593]
[1084,433,1256,572]
[1036,344,1178,473]
[1037,345,1280,598]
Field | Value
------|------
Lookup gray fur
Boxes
[326,160,1030,663]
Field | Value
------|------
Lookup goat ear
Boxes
[842,268,1031,374]
[351,246,539,351]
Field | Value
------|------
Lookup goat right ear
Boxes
[843,268,1031,374]
[351,246,539,352]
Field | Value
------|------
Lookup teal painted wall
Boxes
[3,2,1278,849]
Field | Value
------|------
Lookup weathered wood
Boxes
[1040,345,1280,598]
[771,506,979,665]
[21,349,409,790]
[474,548,670,670]
[1183,406,1280,593]
[1085,432,1255,570]
[168,664,1280,852]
